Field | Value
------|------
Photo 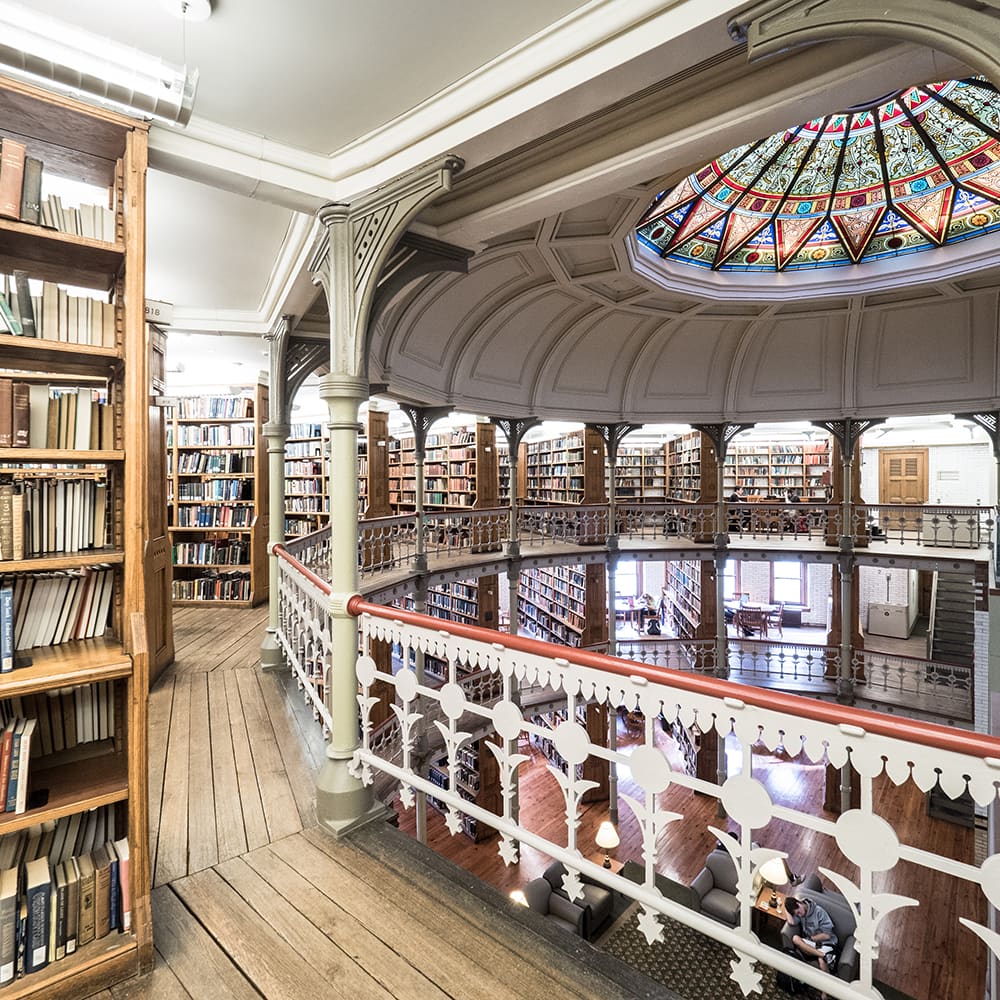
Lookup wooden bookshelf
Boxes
[388,422,499,512]
[724,439,832,499]
[666,431,704,501]
[425,575,499,630]
[0,74,153,994]
[518,564,586,646]
[522,432,586,505]
[283,422,327,538]
[663,558,715,640]
[614,443,668,500]
[428,736,500,841]
[166,383,269,605]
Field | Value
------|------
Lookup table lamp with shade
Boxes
[595,821,620,869]
[759,856,792,908]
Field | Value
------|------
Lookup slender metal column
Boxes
[260,315,292,671]
[606,556,618,825]
[588,423,637,553]
[397,405,450,574]
[492,418,539,559]
[507,560,520,636]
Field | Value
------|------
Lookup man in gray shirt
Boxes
[784,896,838,982]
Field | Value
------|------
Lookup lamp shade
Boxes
[595,821,620,851]
[759,856,791,888]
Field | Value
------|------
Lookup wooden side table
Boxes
[752,886,788,944]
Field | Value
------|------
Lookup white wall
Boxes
[860,441,995,506]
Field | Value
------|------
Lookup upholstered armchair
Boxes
[690,847,741,926]
[542,861,613,939]
[523,876,587,936]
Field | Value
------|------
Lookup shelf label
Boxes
[144,298,175,325]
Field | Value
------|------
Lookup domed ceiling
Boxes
[636,78,1000,273]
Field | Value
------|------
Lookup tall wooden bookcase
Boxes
[0,76,152,994]
[723,440,831,499]
[388,422,499,512]
[166,383,269,606]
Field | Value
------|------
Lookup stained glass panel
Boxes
[635,76,1000,274]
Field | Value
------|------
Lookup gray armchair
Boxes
[781,875,860,984]
[542,861,613,939]
[690,847,740,926]
[523,876,586,936]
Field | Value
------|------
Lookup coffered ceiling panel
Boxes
[855,292,999,410]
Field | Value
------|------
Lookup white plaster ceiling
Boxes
[27,0,589,153]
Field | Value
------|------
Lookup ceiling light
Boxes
[0,1,199,124]
[158,0,213,22]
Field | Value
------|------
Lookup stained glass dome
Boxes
[636,78,1000,273]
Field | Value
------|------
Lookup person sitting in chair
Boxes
[785,896,837,994]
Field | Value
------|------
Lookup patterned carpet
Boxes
[600,904,791,1000]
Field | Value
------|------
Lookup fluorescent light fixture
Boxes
[0,1,198,124]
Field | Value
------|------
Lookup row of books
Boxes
[1,806,116,871]
[0,477,109,561]
[176,480,253,501]
[0,380,113,451]
[0,137,116,240]
[173,396,254,419]
[2,836,130,982]
[173,452,253,474]
[171,540,249,566]
[168,424,255,447]
[173,505,254,527]
[0,568,115,654]
[0,274,116,347]
[0,683,115,756]
[171,572,251,602]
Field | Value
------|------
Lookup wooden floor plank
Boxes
[187,673,219,874]
[150,885,261,1000]
[224,669,270,853]
[237,671,302,843]
[242,843,451,1000]
[147,673,176,877]
[277,831,581,1000]
[257,670,318,827]
[208,669,249,863]
[172,867,341,1000]
[155,674,192,887]
[214,856,393,1000]
[109,950,195,999]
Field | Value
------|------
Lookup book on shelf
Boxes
[0,864,15,985]
[19,158,41,227]
[112,837,129,933]
[0,586,11,672]
[12,271,35,339]
[23,856,49,974]
[0,139,26,221]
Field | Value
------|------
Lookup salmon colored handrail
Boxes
[274,542,1000,761]
[273,543,330,594]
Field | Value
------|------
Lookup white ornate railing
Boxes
[588,638,716,673]
[517,504,608,546]
[276,542,333,734]
[854,503,994,548]
[423,507,508,560]
[853,649,974,721]
[348,594,999,1000]
[615,502,716,541]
